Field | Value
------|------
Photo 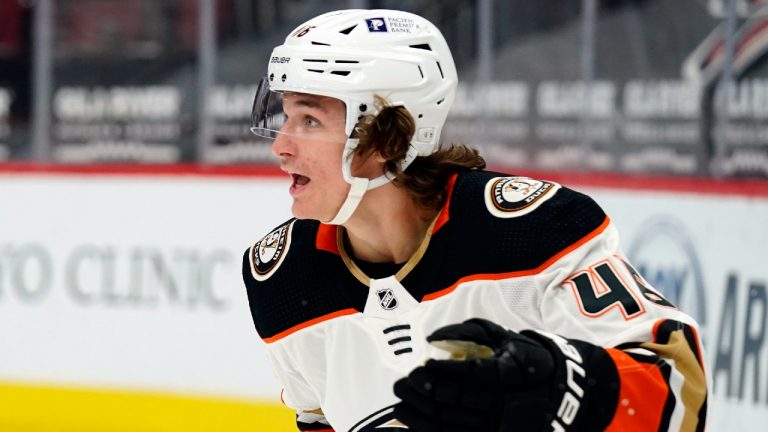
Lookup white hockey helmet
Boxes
[251,9,458,225]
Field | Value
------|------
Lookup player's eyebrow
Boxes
[291,96,328,112]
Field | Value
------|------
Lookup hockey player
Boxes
[243,9,709,432]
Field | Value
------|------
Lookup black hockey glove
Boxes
[393,318,619,432]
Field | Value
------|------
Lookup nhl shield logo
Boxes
[376,288,399,310]
[484,176,561,218]
[250,221,293,281]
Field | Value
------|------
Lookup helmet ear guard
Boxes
[254,9,458,224]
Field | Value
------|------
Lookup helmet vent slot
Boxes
[410,44,432,51]
[311,41,331,46]
[335,60,359,64]
[417,65,424,78]
[331,71,351,76]
[436,98,445,105]
[436,61,444,79]
[308,69,324,73]
[339,25,357,35]
[304,59,328,63]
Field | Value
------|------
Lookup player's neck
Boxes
[342,184,438,264]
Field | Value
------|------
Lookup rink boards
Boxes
[0,166,766,430]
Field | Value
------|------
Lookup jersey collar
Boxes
[336,215,438,287]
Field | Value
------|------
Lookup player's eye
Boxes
[303,116,320,128]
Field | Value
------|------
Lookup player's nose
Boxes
[272,131,295,159]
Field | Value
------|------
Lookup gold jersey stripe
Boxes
[0,380,295,432]
[641,324,708,430]
[337,215,438,286]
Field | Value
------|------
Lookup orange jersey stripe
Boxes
[316,223,339,255]
[263,308,358,344]
[605,348,669,431]
[433,173,458,234]
[422,215,611,301]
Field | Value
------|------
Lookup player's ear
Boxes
[350,148,388,179]
[373,151,387,164]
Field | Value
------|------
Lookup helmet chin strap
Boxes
[324,175,371,226]
[324,139,419,226]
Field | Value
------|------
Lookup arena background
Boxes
[1,0,767,430]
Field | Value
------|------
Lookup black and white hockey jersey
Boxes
[243,170,709,432]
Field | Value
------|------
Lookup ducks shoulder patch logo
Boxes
[484,176,561,218]
[250,221,294,281]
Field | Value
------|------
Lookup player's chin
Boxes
[290,201,326,222]
[289,202,310,220]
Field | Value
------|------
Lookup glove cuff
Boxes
[521,330,619,431]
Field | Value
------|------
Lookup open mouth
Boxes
[290,173,311,194]
[292,173,310,186]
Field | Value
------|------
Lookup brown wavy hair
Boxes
[353,96,485,210]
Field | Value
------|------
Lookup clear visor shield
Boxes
[250,77,348,144]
